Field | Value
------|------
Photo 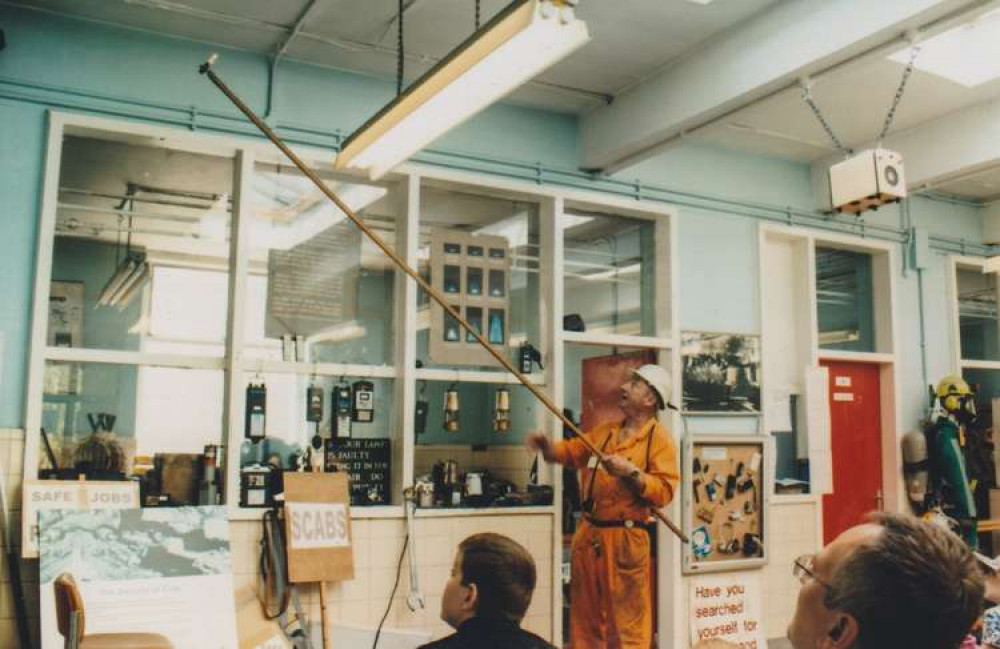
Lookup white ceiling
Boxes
[9,0,1000,200]
[5,0,780,113]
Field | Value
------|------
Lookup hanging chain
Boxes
[800,36,920,157]
[801,80,851,157]
[396,0,404,96]
[475,0,481,30]
[878,42,920,142]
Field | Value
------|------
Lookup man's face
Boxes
[440,551,475,629]
[786,524,882,649]
[620,375,656,414]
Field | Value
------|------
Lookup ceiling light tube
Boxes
[335,0,589,180]
[109,260,150,308]
[97,256,139,306]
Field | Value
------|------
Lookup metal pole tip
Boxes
[199,53,218,74]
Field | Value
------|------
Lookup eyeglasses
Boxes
[793,554,833,591]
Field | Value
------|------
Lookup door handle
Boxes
[875,489,884,511]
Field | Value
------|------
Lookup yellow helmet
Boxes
[936,375,973,415]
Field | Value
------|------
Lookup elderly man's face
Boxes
[787,524,882,649]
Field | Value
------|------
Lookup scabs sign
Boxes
[286,502,350,550]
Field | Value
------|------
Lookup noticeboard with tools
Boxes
[682,435,770,574]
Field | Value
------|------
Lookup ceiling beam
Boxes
[580,0,981,175]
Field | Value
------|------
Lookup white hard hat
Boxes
[631,364,676,411]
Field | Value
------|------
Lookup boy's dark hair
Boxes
[458,533,536,623]
[824,512,983,649]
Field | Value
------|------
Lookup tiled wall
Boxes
[0,429,36,649]
[761,499,821,638]
[0,428,554,648]
[230,513,555,642]
[1,425,816,649]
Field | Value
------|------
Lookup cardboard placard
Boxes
[21,479,139,558]
[282,472,355,583]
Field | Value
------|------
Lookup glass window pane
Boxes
[50,134,233,353]
[815,247,876,352]
[414,380,541,508]
[958,268,999,361]
[237,375,400,505]
[40,360,224,504]
[417,183,540,370]
[563,209,656,336]
[245,162,397,366]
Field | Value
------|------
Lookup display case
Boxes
[681,435,770,574]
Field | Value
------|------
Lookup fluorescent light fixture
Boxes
[889,9,1000,87]
[817,329,861,345]
[308,321,367,344]
[580,262,641,281]
[112,261,150,309]
[335,0,589,180]
[97,255,140,306]
[684,0,716,4]
[259,183,387,250]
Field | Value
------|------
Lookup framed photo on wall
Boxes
[681,331,761,414]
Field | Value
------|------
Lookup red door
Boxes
[821,361,883,545]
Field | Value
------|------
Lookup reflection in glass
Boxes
[467,307,483,342]
[467,267,483,296]
[488,309,505,345]
[444,242,461,255]
[468,245,484,257]
[444,265,461,294]
[51,135,234,353]
[563,209,655,336]
[444,306,461,342]
[417,186,540,370]
[489,269,506,298]
[958,268,999,361]
[40,361,223,484]
[815,247,875,352]
[247,162,396,366]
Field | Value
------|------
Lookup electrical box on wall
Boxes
[829,149,906,214]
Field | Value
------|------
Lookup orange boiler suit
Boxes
[552,418,679,649]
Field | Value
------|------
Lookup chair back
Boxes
[53,573,85,641]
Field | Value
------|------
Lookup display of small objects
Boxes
[687,442,764,565]
[429,231,511,367]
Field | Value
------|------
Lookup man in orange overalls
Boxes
[527,364,679,648]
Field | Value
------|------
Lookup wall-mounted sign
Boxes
[21,480,138,558]
[689,572,766,649]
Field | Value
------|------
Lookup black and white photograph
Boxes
[681,332,761,413]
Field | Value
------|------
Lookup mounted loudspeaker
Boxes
[829,148,906,214]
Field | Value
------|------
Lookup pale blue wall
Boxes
[0,4,988,442]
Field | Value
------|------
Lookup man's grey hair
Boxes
[824,512,983,649]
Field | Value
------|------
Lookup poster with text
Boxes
[38,506,238,649]
[689,572,766,649]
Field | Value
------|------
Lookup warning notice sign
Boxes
[689,572,766,648]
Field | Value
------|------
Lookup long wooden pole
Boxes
[198,56,687,544]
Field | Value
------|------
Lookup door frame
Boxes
[759,224,902,545]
